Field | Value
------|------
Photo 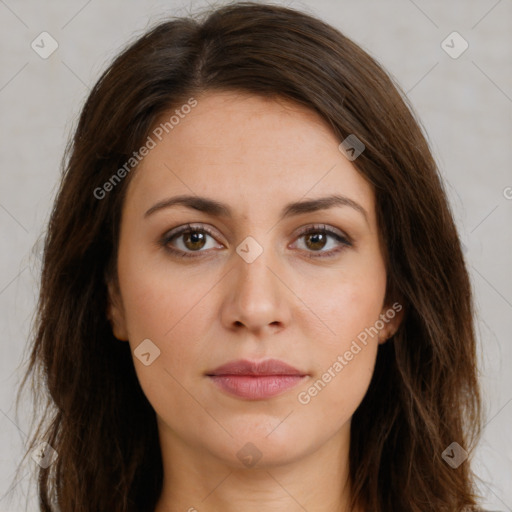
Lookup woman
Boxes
[14,2,488,511]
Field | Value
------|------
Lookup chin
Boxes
[210,425,318,469]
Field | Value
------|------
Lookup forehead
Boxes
[125,91,375,222]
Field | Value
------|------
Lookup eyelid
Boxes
[163,223,222,242]
[293,223,352,244]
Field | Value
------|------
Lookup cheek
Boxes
[117,265,214,421]
[117,249,219,372]
[296,344,377,444]
[294,256,386,413]
[296,285,382,430]
[299,255,387,347]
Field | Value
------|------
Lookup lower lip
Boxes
[208,375,306,400]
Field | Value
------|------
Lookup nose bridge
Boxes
[235,233,278,300]
[223,232,287,330]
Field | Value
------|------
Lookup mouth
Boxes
[206,358,308,400]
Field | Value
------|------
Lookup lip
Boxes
[206,359,308,400]
[207,358,306,376]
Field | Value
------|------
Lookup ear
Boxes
[377,301,405,345]
[107,280,129,341]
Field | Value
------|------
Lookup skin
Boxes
[108,90,403,512]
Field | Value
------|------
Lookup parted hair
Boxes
[14,2,482,511]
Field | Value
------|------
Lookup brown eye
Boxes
[161,224,223,258]
[181,230,208,251]
[303,232,328,251]
[293,225,352,258]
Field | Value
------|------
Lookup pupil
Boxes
[186,231,205,249]
[307,233,326,250]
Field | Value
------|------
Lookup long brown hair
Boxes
[13,2,483,511]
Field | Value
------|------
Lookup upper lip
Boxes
[206,358,306,376]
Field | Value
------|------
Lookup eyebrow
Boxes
[144,194,368,224]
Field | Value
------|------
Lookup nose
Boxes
[219,237,291,335]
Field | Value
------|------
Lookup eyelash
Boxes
[160,223,352,259]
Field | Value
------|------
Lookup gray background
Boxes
[0,0,511,510]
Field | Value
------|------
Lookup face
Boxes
[108,90,402,469]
